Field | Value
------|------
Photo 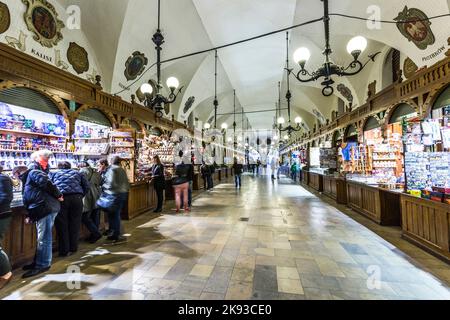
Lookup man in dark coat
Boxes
[0,165,13,289]
[51,161,90,256]
[17,150,63,278]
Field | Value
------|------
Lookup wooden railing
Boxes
[0,43,189,133]
[295,55,450,146]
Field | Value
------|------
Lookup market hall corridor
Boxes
[1,175,450,300]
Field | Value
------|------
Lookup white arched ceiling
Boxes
[25,0,449,130]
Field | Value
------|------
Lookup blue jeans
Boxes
[107,193,128,238]
[235,174,242,188]
[207,175,213,189]
[35,212,58,269]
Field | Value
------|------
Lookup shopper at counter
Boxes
[172,152,190,213]
[97,159,111,237]
[0,166,13,289]
[51,162,90,257]
[151,155,165,213]
[201,161,213,191]
[99,157,130,244]
[79,161,102,243]
[18,150,63,278]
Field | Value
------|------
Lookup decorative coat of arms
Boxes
[394,6,435,50]
[0,1,11,34]
[22,0,64,48]
[403,57,419,79]
[183,96,195,114]
[67,42,89,74]
[124,51,148,81]
[337,84,354,103]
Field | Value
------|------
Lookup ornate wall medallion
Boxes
[337,84,354,103]
[312,108,326,125]
[394,6,435,50]
[403,57,419,79]
[124,51,148,81]
[183,96,195,114]
[0,1,11,34]
[22,0,65,48]
[67,42,89,74]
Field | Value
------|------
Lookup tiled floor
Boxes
[1,174,450,300]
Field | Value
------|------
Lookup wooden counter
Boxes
[346,180,401,226]
[301,170,309,186]
[400,194,450,263]
[122,181,156,220]
[322,175,348,204]
[308,172,323,192]
[193,172,204,191]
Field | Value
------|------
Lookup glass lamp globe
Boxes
[204,123,211,129]
[295,116,302,124]
[277,117,285,125]
[284,135,289,140]
[293,47,311,65]
[166,77,179,90]
[273,135,279,141]
[140,83,153,95]
[227,137,233,142]
[221,123,228,130]
[347,36,367,55]
[237,136,243,142]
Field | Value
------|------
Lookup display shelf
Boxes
[0,128,66,139]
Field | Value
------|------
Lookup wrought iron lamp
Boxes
[278,32,303,139]
[290,0,381,96]
[140,0,183,118]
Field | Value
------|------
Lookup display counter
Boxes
[193,172,204,191]
[301,170,309,186]
[346,180,401,226]
[400,193,450,263]
[322,175,348,204]
[308,171,323,192]
[122,180,157,220]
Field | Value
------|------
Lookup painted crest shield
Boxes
[394,6,435,50]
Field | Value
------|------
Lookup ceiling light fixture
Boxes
[140,0,183,118]
[278,32,302,139]
[290,0,381,96]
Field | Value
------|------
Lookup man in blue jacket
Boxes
[51,161,90,257]
[16,150,63,278]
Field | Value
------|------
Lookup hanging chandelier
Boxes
[278,32,302,139]
[290,0,381,96]
[140,0,183,118]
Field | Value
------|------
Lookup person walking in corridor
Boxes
[232,157,243,189]
[18,150,63,278]
[151,155,165,213]
[99,157,130,244]
[79,161,102,243]
[0,165,13,289]
[51,161,90,257]
[290,162,298,182]
[200,161,211,190]
[172,151,190,213]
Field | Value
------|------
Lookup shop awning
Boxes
[0,87,60,115]
[433,85,450,110]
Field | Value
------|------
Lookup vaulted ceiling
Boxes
[56,0,450,131]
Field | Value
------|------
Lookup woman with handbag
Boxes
[172,151,190,213]
[97,157,130,244]
[151,155,165,213]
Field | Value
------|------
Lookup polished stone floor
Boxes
[1,174,450,300]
